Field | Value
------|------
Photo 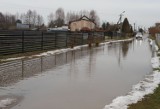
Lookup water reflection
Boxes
[107,40,133,67]
[0,40,134,87]
[135,39,143,46]
[121,40,132,58]
[0,48,102,87]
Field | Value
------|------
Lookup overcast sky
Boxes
[0,0,159,28]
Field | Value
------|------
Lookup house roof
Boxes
[69,15,96,25]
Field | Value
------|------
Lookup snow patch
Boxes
[151,57,159,68]
[107,38,133,44]
[149,39,153,46]
[1,57,25,62]
[155,45,159,51]
[0,98,16,108]
[34,44,88,57]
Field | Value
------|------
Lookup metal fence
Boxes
[0,30,104,56]
[156,33,160,42]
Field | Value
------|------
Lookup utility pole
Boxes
[117,11,125,25]
[134,23,136,32]
[116,11,125,34]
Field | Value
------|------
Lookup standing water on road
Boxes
[0,37,152,109]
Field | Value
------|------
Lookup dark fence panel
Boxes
[0,31,23,55]
[0,31,105,56]
[23,31,42,52]
[43,32,56,50]
[56,32,67,49]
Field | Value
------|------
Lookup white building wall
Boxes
[16,23,29,29]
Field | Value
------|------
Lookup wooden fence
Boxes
[0,30,105,56]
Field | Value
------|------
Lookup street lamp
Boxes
[119,11,125,24]
[116,11,125,34]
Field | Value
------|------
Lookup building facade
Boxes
[16,23,29,29]
[69,16,96,32]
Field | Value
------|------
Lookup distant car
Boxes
[135,33,143,39]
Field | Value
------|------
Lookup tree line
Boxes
[48,8,100,27]
[101,18,133,34]
[0,8,100,30]
[0,12,16,29]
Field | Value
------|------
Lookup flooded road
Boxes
[0,37,152,109]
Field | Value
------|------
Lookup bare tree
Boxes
[0,12,16,29]
[0,12,5,29]
[54,8,65,27]
[25,10,32,25]
[20,13,26,23]
[32,10,38,26]
[79,10,89,17]
[89,10,100,27]
[55,8,65,20]
[48,13,55,27]
[37,15,44,27]
[89,10,96,21]
[66,12,80,24]
[20,10,44,28]
[48,13,54,23]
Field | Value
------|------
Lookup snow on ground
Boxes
[34,44,88,57]
[1,57,25,62]
[151,57,160,68]
[155,45,159,51]
[104,39,160,109]
[0,98,16,108]
[149,39,153,46]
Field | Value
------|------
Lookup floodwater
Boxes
[0,36,152,109]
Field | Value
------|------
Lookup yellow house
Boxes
[69,16,96,32]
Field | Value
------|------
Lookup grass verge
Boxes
[128,85,160,109]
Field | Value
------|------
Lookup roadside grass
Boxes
[149,35,156,40]
[156,41,160,48]
[128,85,160,109]
[153,68,160,71]
[157,52,160,56]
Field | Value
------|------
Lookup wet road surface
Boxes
[0,36,153,109]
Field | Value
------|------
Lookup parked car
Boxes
[135,33,143,39]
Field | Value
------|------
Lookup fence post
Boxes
[82,33,84,45]
[41,31,44,50]
[66,33,68,47]
[22,31,24,53]
[55,32,57,49]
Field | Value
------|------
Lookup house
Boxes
[16,23,29,29]
[69,16,96,32]
[149,23,160,37]
[155,23,160,29]
[16,20,36,30]
[16,20,29,29]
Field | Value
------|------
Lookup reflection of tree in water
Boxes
[121,40,132,58]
